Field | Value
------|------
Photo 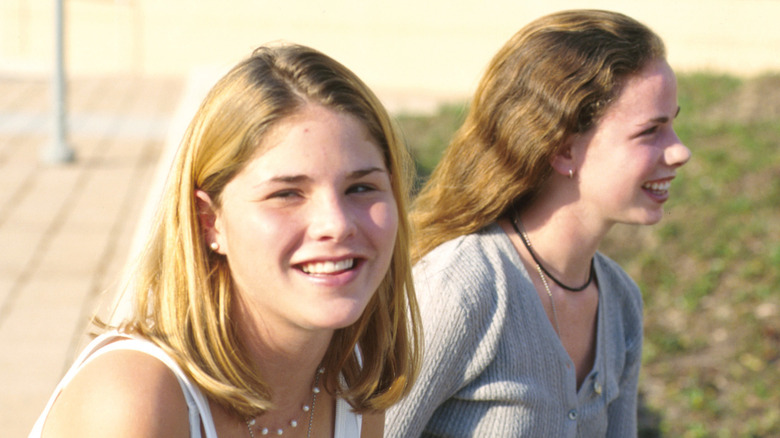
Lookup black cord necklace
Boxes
[510,215,594,292]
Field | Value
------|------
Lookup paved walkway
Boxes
[0,73,186,436]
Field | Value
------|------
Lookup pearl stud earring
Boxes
[210,242,219,251]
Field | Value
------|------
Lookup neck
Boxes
[233,296,333,411]
[513,204,607,286]
[521,173,616,258]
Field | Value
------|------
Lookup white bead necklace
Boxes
[511,215,562,337]
[245,367,324,437]
[532,259,562,337]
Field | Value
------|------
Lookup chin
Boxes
[311,305,367,330]
[619,208,665,226]
[637,211,665,226]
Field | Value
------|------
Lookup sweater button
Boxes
[568,409,578,420]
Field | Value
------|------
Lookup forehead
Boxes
[243,104,386,175]
[601,59,678,122]
[262,104,369,145]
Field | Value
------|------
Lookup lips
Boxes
[642,180,671,194]
[641,178,673,202]
[299,258,356,275]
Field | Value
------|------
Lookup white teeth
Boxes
[301,259,355,274]
[643,181,671,192]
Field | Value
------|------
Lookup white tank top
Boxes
[29,333,362,438]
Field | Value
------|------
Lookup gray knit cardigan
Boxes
[386,223,643,437]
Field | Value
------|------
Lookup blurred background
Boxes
[1,0,778,436]
[4,0,780,109]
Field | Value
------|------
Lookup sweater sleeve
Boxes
[385,240,503,437]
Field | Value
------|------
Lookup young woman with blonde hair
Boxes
[31,43,421,438]
[386,9,690,437]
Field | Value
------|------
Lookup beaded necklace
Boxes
[245,367,324,437]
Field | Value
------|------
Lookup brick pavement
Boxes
[0,74,184,436]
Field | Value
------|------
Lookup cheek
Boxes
[222,210,300,263]
[366,200,399,253]
[621,148,660,179]
[584,141,654,181]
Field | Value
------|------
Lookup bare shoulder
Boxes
[360,411,384,438]
[42,348,190,437]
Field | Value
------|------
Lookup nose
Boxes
[665,130,691,168]
[307,194,357,241]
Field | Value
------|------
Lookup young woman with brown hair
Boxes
[386,9,690,437]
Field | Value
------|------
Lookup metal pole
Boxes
[43,0,75,164]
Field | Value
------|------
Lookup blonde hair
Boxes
[116,43,421,417]
[411,9,666,261]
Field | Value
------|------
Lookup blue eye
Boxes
[348,184,376,194]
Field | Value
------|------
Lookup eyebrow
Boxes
[262,167,388,185]
[348,166,388,179]
[647,106,682,124]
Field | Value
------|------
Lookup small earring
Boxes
[568,169,574,179]
[209,241,219,251]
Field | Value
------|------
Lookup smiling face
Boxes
[571,58,691,226]
[205,104,398,335]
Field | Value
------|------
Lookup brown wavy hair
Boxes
[116,43,421,417]
[411,9,666,261]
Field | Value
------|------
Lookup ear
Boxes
[194,189,224,254]
[550,139,576,179]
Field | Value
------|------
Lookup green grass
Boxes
[395,73,780,437]
[395,103,468,191]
